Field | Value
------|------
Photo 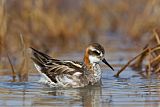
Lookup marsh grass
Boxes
[0,0,7,56]
[1,0,160,53]
[1,33,29,82]
[1,0,160,80]
[17,34,29,81]
[115,29,160,78]
[6,53,16,82]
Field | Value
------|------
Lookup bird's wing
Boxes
[30,47,85,82]
[45,60,84,75]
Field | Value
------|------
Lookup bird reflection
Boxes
[32,85,112,107]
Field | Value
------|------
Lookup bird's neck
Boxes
[84,52,94,69]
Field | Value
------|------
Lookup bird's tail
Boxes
[30,47,52,68]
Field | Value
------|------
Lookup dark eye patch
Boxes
[93,51,100,55]
[88,50,100,56]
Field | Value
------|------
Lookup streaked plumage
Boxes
[31,43,114,88]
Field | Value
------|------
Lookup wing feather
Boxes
[45,61,83,75]
[30,47,85,83]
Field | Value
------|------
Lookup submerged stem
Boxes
[114,48,149,77]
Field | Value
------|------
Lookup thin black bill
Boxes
[102,58,114,71]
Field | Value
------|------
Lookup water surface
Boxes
[0,50,160,107]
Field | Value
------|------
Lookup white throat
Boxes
[89,55,100,64]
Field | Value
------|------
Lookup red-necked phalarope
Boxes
[31,43,114,88]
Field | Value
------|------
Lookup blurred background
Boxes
[1,0,160,51]
[1,0,160,80]
[1,1,160,106]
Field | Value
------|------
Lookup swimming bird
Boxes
[31,43,114,88]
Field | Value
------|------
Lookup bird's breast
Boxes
[92,64,102,81]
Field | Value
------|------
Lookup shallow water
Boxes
[1,50,160,107]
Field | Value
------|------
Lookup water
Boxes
[1,51,160,107]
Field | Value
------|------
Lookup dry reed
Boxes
[17,34,29,82]
[1,0,160,53]
[114,29,160,77]
[1,0,160,80]
[6,53,16,82]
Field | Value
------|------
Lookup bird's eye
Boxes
[93,50,100,55]
[88,50,101,56]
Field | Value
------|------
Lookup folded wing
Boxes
[30,47,84,83]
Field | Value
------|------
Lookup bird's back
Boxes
[31,47,96,87]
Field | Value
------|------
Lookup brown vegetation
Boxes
[1,0,160,81]
[1,0,160,53]
[114,29,160,78]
